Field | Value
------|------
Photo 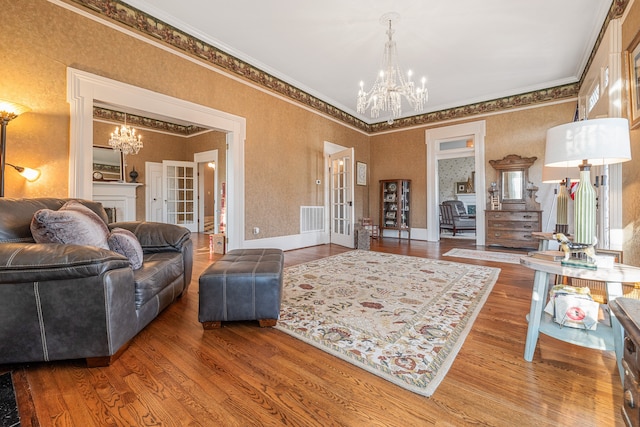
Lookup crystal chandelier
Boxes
[357,12,428,124]
[108,113,142,155]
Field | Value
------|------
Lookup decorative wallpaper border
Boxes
[93,107,208,136]
[68,0,629,133]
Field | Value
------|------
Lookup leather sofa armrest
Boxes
[109,221,191,253]
[0,243,130,283]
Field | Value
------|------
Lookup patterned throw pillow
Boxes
[30,200,110,249]
[107,228,144,270]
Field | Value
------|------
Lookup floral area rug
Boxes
[275,250,500,397]
[443,248,524,264]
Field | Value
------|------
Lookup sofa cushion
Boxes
[133,252,184,308]
[0,198,109,243]
[30,200,110,249]
[108,228,144,270]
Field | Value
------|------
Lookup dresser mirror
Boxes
[488,154,539,210]
[501,170,524,201]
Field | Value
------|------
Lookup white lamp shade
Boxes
[541,165,580,183]
[545,118,631,167]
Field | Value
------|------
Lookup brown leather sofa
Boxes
[0,198,193,366]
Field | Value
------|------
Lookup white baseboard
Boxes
[242,231,329,251]
[380,228,428,241]
[240,228,430,251]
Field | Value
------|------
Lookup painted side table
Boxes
[520,256,640,381]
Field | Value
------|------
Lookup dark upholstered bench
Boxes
[198,248,284,329]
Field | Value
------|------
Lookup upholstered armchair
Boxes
[439,200,476,236]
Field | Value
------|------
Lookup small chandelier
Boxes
[357,12,427,124]
[108,113,142,155]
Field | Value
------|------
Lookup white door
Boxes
[162,160,198,232]
[330,148,355,248]
[195,150,218,234]
[146,162,163,222]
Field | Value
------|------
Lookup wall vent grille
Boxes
[300,206,325,233]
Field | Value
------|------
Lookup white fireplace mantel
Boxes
[455,193,477,212]
[93,181,142,222]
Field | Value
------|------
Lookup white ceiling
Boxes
[124,0,612,124]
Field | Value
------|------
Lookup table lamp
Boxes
[541,165,579,235]
[545,118,631,246]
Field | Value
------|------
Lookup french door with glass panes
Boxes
[330,148,355,248]
[162,160,198,232]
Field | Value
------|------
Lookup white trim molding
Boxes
[66,68,247,250]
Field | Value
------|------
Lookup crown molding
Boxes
[93,107,209,136]
[65,0,628,134]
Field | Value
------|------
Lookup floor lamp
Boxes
[0,100,31,197]
[544,118,631,246]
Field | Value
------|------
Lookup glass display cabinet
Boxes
[380,179,411,239]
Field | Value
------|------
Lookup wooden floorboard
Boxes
[8,234,624,426]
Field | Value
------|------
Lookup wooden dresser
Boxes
[610,297,640,427]
[485,209,542,249]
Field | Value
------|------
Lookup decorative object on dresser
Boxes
[486,154,541,249]
[379,179,411,239]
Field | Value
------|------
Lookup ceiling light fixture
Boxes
[108,113,143,155]
[357,12,427,125]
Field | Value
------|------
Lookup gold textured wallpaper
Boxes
[368,103,576,230]
[2,0,639,264]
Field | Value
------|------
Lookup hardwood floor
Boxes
[9,234,623,426]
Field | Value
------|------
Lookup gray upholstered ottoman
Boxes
[198,248,284,329]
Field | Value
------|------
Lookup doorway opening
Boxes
[426,121,486,245]
[438,154,477,241]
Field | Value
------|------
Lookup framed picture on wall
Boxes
[627,33,640,129]
[356,161,367,186]
[455,182,467,194]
